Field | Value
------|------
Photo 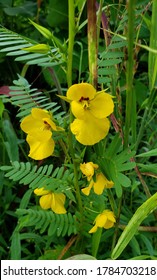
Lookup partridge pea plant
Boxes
[0,0,157,260]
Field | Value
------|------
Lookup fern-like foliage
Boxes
[98,134,136,197]
[1,75,65,119]
[0,26,63,67]
[98,3,146,87]
[0,161,75,201]
[98,35,126,86]
[98,8,127,87]
[16,209,77,237]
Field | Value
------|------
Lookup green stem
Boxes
[87,0,97,87]
[67,2,80,212]
[96,0,103,45]
[73,159,83,215]
[48,67,66,111]
[76,0,86,30]
[21,64,29,77]
[148,0,157,91]
[68,111,83,216]
[67,0,75,87]
[119,224,157,233]
[58,139,71,163]
[107,189,118,215]
[124,0,136,147]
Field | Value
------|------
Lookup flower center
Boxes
[79,96,90,109]
[43,120,51,130]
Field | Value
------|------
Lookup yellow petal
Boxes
[43,118,57,131]
[88,224,98,233]
[27,135,55,160]
[102,210,116,228]
[67,83,96,101]
[70,114,110,145]
[39,193,52,209]
[34,187,50,196]
[81,180,94,196]
[51,193,66,214]
[57,94,71,103]
[104,210,116,223]
[80,162,98,181]
[90,92,114,119]
[28,129,52,142]
[89,210,116,233]
[31,108,50,120]
[20,115,43,134]
[95,213,108,228]
[93,173,114,195]
[103,220,115,229]
[71,100,86,119]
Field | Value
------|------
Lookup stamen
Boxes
[79,96,89,102]
[43,120,51,130]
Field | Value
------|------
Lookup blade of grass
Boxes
[124,0,136,148]
[135,1,157,150]
[111,191,157,259]
[148,0,157,91]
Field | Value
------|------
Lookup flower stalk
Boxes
[68,110,83,219]
[67,0,75,87]
[124,0,136,147]
[87,0,97,87]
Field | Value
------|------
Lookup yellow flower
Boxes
[66,83,114,145]
[82,173,114,195]
[80,162,114,195]
[34,187,66,214]
[20,108,58,160]
[80,162,98,181]
[89,210,116,233]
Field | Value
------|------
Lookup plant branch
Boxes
[87,0,97,87]
[67,0,75,87]
[124,0,136,147]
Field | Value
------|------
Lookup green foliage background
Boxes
[0,0,157,260]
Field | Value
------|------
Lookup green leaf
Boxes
[46,0,68,29]
[19,189,33,209]
[0,27,63,67]
[2,118,19,162]
[130,236,141,256]
[3,75,62,118]
[99,134,135,197]
[129,255,157,260]
[4,2,36,17]
[111,192,157,259]
[137,163,157,176]
[76,0,86,11]
[136,148,157,157]
[0,99,4,118]
[10,230,21,260]
[66,254,96,260]
[148,0,157,90]
[117,173,131,188]
[16,209,77,237]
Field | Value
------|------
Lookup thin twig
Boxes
[119,224,157,233]
[57,235,77,260]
